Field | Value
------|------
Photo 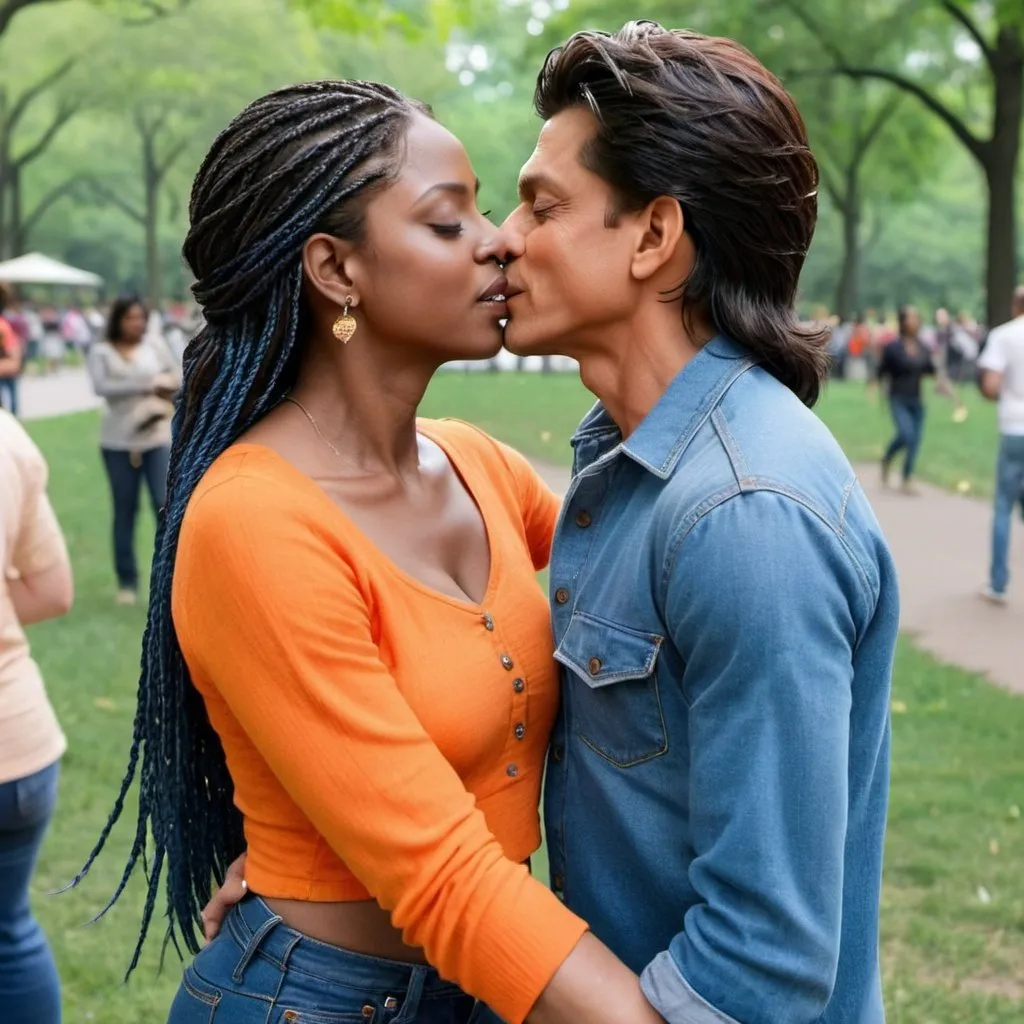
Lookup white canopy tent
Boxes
[0,252,102,288]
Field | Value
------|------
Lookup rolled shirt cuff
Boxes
[640,950,742,1024]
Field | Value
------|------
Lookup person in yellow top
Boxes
[78,82,662,1024]
[0,409,74,1024]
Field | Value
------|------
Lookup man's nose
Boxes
[478,210,525,267]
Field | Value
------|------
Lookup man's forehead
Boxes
[518,107,595,189]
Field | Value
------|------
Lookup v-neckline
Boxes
[230,423,499,614]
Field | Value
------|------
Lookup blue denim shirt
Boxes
[544,337,899,1024]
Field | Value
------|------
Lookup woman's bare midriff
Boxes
[263,896,428,963]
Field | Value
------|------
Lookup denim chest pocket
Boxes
[555,611,668,768]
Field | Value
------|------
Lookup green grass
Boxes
[420,370,1002,495]
[23,395,1022,1023]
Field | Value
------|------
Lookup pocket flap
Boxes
[554,611,664,688]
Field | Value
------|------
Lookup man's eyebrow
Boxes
[517,172,559,199]
[415,180,481,203]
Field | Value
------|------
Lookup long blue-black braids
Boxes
[72,80,428,970]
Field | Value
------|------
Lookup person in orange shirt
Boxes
[76,82,662,1024]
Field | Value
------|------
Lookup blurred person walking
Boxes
[87,296,180,605]
[876,305,960,494]
[0,409,74,1024]
[0,295,22,416]
[977,286,1024,605]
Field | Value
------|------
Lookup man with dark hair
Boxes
[491,22,898,1024]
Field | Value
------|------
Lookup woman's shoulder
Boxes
[189,445,303,516]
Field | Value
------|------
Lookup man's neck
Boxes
[575,312,709,438]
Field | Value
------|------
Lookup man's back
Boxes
[546,338,898,1024]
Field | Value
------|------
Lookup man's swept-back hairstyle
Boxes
[73,80,427,970]
[535,21,829,405]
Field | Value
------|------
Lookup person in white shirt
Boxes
[977,285,1024,603]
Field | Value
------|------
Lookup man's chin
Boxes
[501,320,555,358]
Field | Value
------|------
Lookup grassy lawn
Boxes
[23,397,1022,1023]
[420,369,1002,495]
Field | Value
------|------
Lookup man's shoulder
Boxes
[667,367,858,521]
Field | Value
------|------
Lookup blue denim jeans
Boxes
[100,446,170,591]
[884,394,926,480]
[990,434,1024,595]
[0,760,61,1024]
[0,375,19,416]
[168,895,505,1023]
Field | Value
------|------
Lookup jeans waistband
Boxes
[227,894,465,999]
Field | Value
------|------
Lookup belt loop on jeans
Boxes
[231,909,284,983]
[389,964,428,1023]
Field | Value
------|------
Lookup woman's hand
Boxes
[201,852,248,943]
[152,371,179,398]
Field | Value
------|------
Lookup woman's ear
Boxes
[302,233,360,309]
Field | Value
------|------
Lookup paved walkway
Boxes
[531,460,1024,696]
[19,367,101,420]
[16,371,1023,695]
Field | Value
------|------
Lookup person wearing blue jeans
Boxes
[876,305,959,494]
[0,762,62,1023]
[884,393,926,484]
[87,296,179,605]
[100,446,171,597]
[1,409,75,1024]
[978,287,1024,604]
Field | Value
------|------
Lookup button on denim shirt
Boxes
[544,337,899,1024]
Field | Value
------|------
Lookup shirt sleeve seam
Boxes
[660,486,877,627]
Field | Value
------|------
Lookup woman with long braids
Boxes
[77,82,660,1024]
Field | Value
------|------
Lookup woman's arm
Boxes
[7,556,73,625]
[3,423,73,625]
[530,935,665,1023]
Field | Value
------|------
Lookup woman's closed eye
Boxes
[430,222,465,238]
[429,211,492,238]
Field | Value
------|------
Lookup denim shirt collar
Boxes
[572,335,756,480]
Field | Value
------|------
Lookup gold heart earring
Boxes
[332,296,357,343]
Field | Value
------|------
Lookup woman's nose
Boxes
[477,210,525,268]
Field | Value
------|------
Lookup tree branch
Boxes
[155,136,188,179]
[818,161,847,214]
[853,93,904,166]
[0,0,63,39]
[773,0,850,67]
[837,67,988,162]
[21,173,91,240]
[88,180,145,224]
[12,100,80,169]
[5,56,77,138]
[936,0,996,69]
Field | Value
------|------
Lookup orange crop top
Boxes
[171,419,587,1024]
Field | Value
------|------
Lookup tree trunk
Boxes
[834,176,860,322]
[983,27,1023,329]
[10,163,23,256]
[142,133,161,309]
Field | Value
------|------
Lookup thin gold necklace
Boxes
[283,395,344,460]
